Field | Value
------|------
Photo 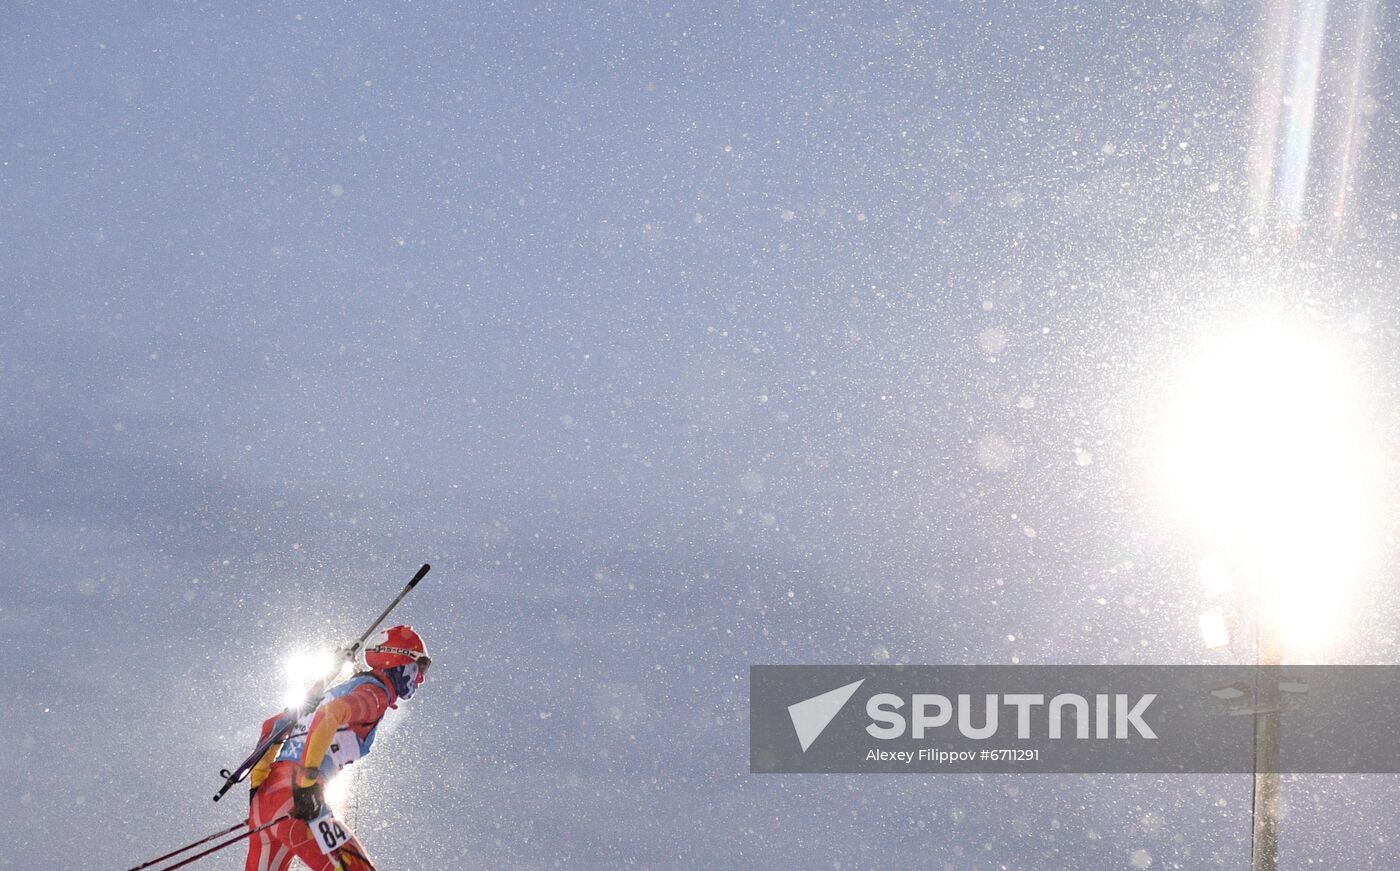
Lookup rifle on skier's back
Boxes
[210,562,431,802]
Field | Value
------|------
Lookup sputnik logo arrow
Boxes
[787,679,865,751]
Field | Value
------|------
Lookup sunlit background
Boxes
[5,1,1400,868]
[1156,314,1381,654]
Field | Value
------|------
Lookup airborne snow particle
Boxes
[978,328,1007,355]
[740,470,764,495]
[976,434,1013,470]
[1130,848,1152,868]
[330,183,344,197]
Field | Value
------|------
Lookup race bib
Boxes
[327,730,364,770]
[308,810,352,855]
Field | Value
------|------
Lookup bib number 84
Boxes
[308,810,352,855]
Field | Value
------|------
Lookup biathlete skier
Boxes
[244,625,430,871]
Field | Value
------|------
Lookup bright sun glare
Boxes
[282,649,342,709]
[280,649,355,808]
[1158,318,1376,650]
[324,772,352,808]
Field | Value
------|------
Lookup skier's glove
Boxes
[291,776,326,820]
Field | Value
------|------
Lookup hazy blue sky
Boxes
[5,2,1400,868]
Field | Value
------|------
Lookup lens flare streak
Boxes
[1247,0,1377,237]
[1325,0,1378,238]
[1275,0,1330,227]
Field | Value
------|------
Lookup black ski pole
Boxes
[134,814,290,871]
[212,562,431,801]
[125,821,246,870]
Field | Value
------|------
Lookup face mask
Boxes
[389,663,423,701]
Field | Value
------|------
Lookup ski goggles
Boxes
[368,646,432,675]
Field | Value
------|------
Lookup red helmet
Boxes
[364,625,431,673]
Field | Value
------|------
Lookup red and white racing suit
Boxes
[245,672,397,871]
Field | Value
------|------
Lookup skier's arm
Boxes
[296,681,392,787]
[249,711,293,790]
